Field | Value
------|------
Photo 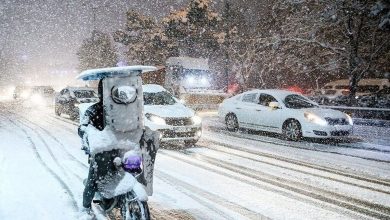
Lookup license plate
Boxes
[174,127,192,132]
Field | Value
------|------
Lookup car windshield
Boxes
[73,90,97,98]
[144,91,176,105]
[284,94,318,109]
[31,86,54,94]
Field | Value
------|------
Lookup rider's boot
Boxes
[79,207,95,220]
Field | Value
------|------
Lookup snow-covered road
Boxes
[1,102,390,220]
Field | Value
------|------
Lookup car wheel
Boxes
[184,140,198,147]
[55,106,61,116]
[225,114,239,132]
[69,113,79,121]
[283,119,302,141]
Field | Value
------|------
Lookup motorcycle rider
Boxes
[78,79,104,214]
[77,68,159,219]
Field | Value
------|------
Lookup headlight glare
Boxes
[345,113,353,125]
[304,112,327,126]
[192,115,202,125]
[146,113,166,125]
[21,91,30,99]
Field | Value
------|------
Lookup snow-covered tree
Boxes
[236,0,389,100]
[114,10,169,65]
[163,0,223,58]
[77,30,118,71]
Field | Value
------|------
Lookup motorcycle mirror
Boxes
[111,86,137,104]
[113,157,122,167]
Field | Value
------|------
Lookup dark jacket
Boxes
[78,101,104,138]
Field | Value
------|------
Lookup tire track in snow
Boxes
[200,139,390,187]
[15,118,85,181]
[45,117,76,134]
[196,142,390,194]
[156,170,270,220]
[6,112,108,220]
[158,151,369,220]
[18,115,87,169]
[161,150,390,220]
[50,115,79,126]
[206,126,390,162]
[6,118,79,211]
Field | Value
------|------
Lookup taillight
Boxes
[341,90,350,96]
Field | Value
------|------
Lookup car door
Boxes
[234,92,261,129]
[376,88,390,108]
[251,93,281,132]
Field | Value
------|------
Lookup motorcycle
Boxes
[85,149,150,220]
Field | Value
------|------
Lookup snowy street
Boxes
[1,101,389,220]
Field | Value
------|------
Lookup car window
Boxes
[144,91,176,105]
[73,90,97,98]
[323,85,333,89]
[63,89,70,98]
[241,93,257,103]
[284,94,318,109]
[335,85,349,89]
[324,90,336,95]
[42,87,55,94]
[357,85,380,93]
[258,93,277,106]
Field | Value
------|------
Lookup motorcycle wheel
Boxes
[121,200,150,220]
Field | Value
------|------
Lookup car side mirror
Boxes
[268,102,280,110]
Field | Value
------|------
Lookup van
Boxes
[319,78,389,104]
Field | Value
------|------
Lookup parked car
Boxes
[143,84,202,146]
[55,87,98,120]
[357,87,390,108]
[318,78,389,105]
[218,89,353,141]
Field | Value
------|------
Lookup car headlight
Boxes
[192,115,202,125]
[187,76,195,85]
[304,112,328,126]
[30,94,45,105]
[21,91,30,98]
[345,113,353,125]
[200,76,209,85]
[146,113,166,125]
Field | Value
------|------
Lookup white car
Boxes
[143,84,202,145]
[218,89,353,140]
